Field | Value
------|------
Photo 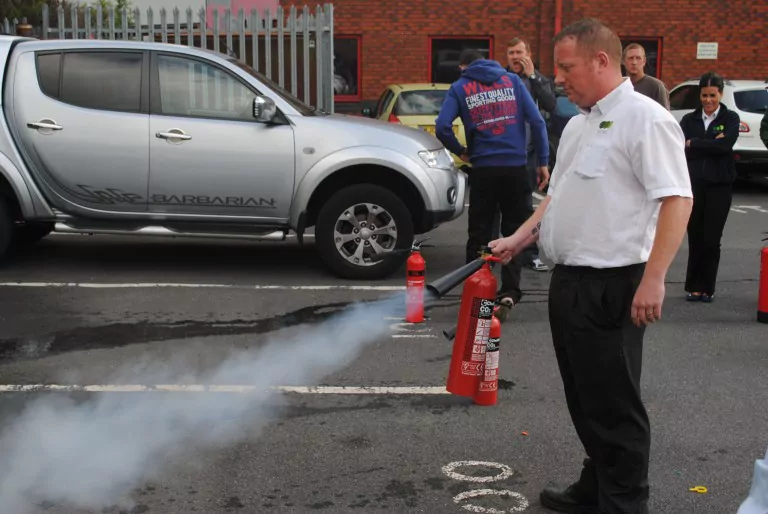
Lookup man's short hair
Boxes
[459,49,485,66]
[553,18,623,66]
[506,37,531,53]
[622,43,645,58]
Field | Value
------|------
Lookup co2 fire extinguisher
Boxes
[474,314,501,406]
[446,251,501,398]
[406,238,432,323]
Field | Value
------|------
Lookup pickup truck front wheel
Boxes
[315,184,414,280]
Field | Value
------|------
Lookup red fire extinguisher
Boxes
[474,314,501,406]
[758,237,768,324]
[446,252,501,398]
[406,238,432,323]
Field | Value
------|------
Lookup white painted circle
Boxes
[442,460,515,483]
[453,488,529,513]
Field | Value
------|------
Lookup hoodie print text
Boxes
[462,75,518,134]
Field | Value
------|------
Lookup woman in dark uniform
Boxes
[679,72,740,302]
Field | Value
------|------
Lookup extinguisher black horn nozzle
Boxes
[425,259,485,298]
[443,327,457,341]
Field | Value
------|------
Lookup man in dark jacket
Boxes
[505,37,556,272]
[436,49,549,306]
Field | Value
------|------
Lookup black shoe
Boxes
[540,483,599,513]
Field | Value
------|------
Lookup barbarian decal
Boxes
[150,195,277,209]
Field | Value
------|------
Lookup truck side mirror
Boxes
[253,96,277,123]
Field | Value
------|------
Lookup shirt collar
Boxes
[703,106,720,120]
[577,77,634,116]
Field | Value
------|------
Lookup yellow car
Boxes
[362,83,469,168]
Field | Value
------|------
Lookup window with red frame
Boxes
[429,37,493,84]
[620,37,663,79]
[334,36,361,101]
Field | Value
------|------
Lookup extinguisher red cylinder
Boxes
[474,315,501,406]
[446,261,497,398]
[759,247,768,324]
[406,250,426,323]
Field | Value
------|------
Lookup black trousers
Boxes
[549,263,650,514]
[685,180,732,295]
[466,166,531,303]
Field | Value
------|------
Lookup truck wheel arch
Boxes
[0,153,36,223]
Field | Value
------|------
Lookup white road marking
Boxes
[392,334,438,339]
[532,192,545,201]
[735,205,768,213]
[442,461,515,483]
[731,208,748,214]
[452,489,529,513]
[0,282,404,291]
[0,384,451,394]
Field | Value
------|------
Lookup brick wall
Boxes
[280,0,768,105]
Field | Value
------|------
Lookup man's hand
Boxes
[487,233,526,265]
[461,153,470,163]
[518,56,535,77]
[631,276,665,327]
[536,166,550,190]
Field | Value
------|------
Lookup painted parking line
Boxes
[0,384,451,394]
[0,282,405,291]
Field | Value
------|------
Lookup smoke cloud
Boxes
[0,292,407,513]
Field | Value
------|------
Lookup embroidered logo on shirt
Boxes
[598,121,614,130]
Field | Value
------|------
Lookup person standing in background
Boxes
[435,49,549,309]
[760,110,768,148]
[504,37,556,272]
[679,72,740,302]
[623,43,670,109]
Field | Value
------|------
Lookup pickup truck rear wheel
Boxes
[315,184,414,280]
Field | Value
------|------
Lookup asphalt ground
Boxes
[0,180,767,514]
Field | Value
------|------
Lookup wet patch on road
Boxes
[0,302,355,363]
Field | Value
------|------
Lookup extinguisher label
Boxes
[461,298,494,375]
[407,270,425,276]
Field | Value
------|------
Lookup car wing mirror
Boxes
[253,95,277,123]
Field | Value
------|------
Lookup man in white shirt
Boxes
[489,18,693,514]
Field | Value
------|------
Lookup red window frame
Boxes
[619,36,663,80]
[334,35,362,103]
[427,36,494,83]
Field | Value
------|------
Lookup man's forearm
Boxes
[644,196,693,281]
[515,196,551,248]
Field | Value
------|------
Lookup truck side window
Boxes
[60,51,142,113]
[36,53,61,98]
[156,54,256,122]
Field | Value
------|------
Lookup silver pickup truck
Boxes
[0,35,466,279]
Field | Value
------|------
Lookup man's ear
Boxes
[595,51,611,70]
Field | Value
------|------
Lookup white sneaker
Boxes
[530,259,549,272]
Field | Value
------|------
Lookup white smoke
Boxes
[0,292,407,513]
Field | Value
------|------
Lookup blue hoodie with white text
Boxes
[435,59,549,169]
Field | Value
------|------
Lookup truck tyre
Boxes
[315,184,414,280]
[0,197,12,259]
[13,222,54,246]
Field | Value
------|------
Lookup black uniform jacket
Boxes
[679,103,740,184]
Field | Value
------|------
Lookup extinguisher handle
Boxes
[412,237,433,250]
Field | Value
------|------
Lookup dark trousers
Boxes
[685,180,732,295]
[549,263,650,514]
[466,166,531,303]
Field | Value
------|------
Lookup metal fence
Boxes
[4,3,335,113]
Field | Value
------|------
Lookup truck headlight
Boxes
[419,148,454,170]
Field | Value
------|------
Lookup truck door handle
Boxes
[156,129,192,141]
[27,120,63,131]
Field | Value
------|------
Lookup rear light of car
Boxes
[388,113,400,123]
[739,122,750,132]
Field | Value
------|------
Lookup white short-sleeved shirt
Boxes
[539,78,693,268]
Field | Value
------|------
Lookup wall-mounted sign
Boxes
[696,42,718,59]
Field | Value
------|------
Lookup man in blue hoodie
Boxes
[436,49,550,307]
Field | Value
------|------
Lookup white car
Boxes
[668,78,768,175]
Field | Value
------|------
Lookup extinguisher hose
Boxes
[425,259,485,299]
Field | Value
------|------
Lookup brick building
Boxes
[280,0,768,112]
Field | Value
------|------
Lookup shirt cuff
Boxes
[646,186,694,201]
